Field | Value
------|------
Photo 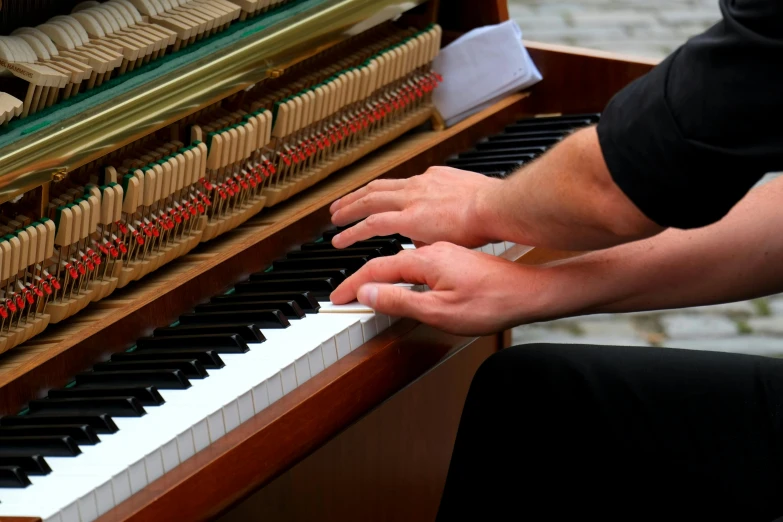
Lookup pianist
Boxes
[329,0,783,520]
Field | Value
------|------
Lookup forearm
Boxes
[480,126,664,251]
[538,176,783,319]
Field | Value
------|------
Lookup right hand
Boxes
[329,167,502,249]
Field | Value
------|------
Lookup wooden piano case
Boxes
[0,1,659,521]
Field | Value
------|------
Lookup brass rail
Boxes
[0,0,427,204]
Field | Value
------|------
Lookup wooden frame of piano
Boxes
[0,2,659,520]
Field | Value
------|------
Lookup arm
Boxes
[331,176,783,335]
[332,0,782,252]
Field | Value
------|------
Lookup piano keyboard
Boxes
[446,112,601,178]
[0,228,516,522]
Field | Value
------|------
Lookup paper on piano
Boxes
[433,20,542,127]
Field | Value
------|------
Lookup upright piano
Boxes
[0,1,658,520]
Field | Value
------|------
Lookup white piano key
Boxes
[335,327,351,358]
[317,301,373,313]
[267,372,284,403]
[308,345,326,375]
[348,321,363,349]
[237,390,255,423]
[207,408,226,442]
[294,353,312,385]
[112,470,133,505]
[78,492,99,522]
[95,480,116,517]
[128,459,147,494]
[321,337,338,367]
[375,313,390,333]
[176,429,196,463]
[281,363,298,394]
[251,380,270,413]
[161,438,181,473]
[145,450,165,483]
[360,314,378,340]
[223,399,242,434]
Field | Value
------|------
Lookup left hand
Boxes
[329,242,553,336]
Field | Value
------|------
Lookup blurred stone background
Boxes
[507,1,783,356]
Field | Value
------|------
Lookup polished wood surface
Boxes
[218,335,497,522]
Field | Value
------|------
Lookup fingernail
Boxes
[357,284,378,308]
[330,199,340,212]
[332,232,342,244]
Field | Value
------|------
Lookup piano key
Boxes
[285,247,385,260]
[0,414,119,434]
[248,268,350,283]
[49,386,165,407]
[0,425,100,446]
[136,333,250,353]
[27,397,147,417]
[272,255,369,272]
[111,350,226,369]
[92,359,209,379]
[195,300,305,319]
[211,291,320,313]
[75,369,192,390]
[505,118,593,133]
[454,146,547,159]
[0,436,81,457]
[179,309,290,329]
[0,466,31,488]
[154,323,266,342]
[474,134,562,148]
[0,455,51,476]
[445,157,533,171]
[233,278,339,297]
[300,238,403,254]
[516,113,600,123]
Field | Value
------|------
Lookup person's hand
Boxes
[329,242,552,336]
[329,167,503,250]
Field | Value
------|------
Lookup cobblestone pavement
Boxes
[507,1,783,356]
[509,0,722,59]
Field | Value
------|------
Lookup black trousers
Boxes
[436,343,783,522]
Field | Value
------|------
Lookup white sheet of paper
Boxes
[433,20,542,125]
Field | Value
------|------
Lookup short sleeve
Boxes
[596,0,783,229]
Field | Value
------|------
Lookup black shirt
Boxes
[596,0,783,229]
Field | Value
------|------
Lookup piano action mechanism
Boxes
[0,0,658,520]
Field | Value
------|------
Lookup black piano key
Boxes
[487,130,567,140]
[155,324,266,343]
[195,301,305,319]
[505,118,593,133]
[179,310,289,329]
[0,455,51,476]
[451,152,542,163]
[0,436,81,457]
[234,278,338,297]
[136,334,249,353]
[447,155,535,168]
[273,256,369,272]
[75,369,191,390]
[455,146,548,160]
[0,424,100,445]
[515,113,600,123]
[478,136,562,149]
[211,291,320,313]
[112,350,225,370]
[300,238,403,254]
[285,247,385,260]
[0,414,119,434]
[248,269,349,284]
[0,466,31,488]
[49,386,166,406]
[93,360,209,379]
[27,397,146,417]
[445,159,529,172]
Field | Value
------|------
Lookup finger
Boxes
[356,283,440,322]
[332,212,410,249]
[330,179,407,214]
[331,191,407,227]
[330,251,427,304]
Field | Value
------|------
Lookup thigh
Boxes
[437,343,783,522]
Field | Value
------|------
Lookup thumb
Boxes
[357,283,436,321]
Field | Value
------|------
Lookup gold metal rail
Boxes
[0,0,427,204]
